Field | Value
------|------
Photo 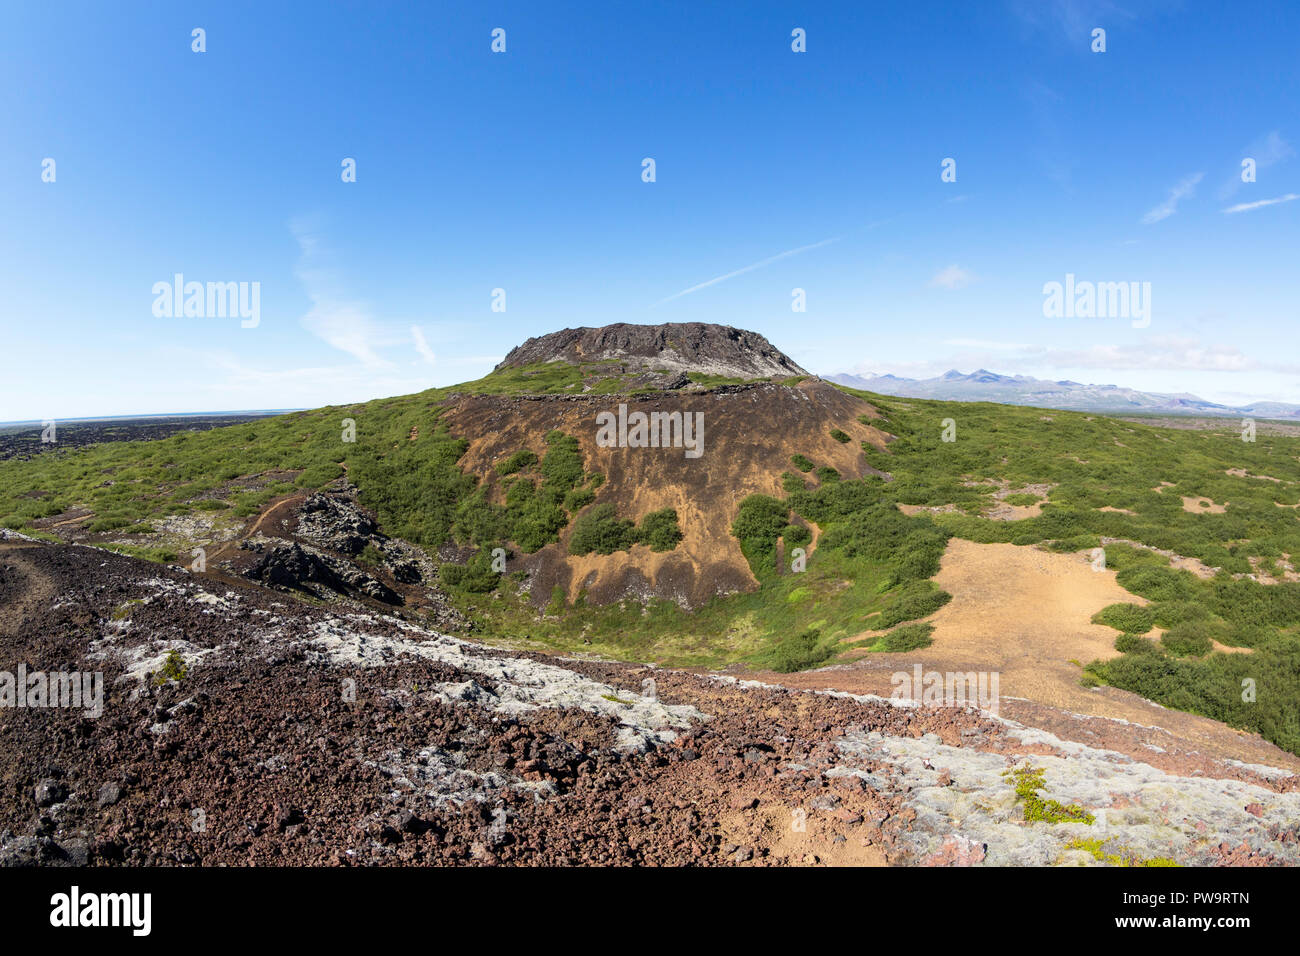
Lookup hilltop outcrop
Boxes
[495,322,808,380]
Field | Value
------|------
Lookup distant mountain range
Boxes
[826,369,1300,420]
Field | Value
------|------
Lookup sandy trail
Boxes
[759,538,1300,774]
[204,493,307,566]
[0,542,57,637]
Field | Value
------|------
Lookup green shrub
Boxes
[568,503,638,556]
[753,628,839,672]
[497,449,538,475]
[877,582,951,627]
[539,431,585,490]
[502,478,569,553]
[1150,600,1210,629]
[1115,565,1200,603]
[790,454,814,472]
[781,523,812,548]
[1114,633,1159,654]
[730,494,790,574]
[830,428,851,444]
[87,516,132,533]
[1091,603,1154,634]
[439,549,501,593]
[638,508,684,552]
[564,487,596,512]
[816,500,949,584]
[1209,577,1300,629]
[781,472,806,493]
[1161,620,1217,657]
[816,466,841,484]
[877,622,934,652]
[296,461,343,489]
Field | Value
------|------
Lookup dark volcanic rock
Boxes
[245,541,401,605]
[295,492,377,555]
[293,490,425,586]
[494,322,808,380]
[35,779,67,807]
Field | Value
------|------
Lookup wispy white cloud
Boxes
[1007,0,1139,43]
[300,301,391,367]
[1022,80,1074,190]
[161,346,506,411]
[930,265,977,289]
[941,338,1032,350]
[291,219,392,367]
[655,237,839,305]
[1037,336,1264,372]
[1140,172,1204,224]
[410,325,437,366]
[1219,131,1294,199]
[1222,192,1300,214]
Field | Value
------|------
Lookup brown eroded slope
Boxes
[439,380,890,608]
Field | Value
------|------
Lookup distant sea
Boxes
[0,410,304,427]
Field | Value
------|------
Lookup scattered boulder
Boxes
[245,541,401,605]
[295,492,377,555]
[35,779,67,807]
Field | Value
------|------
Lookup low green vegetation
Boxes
[497,449,538,475]
[751,627,841,672]
[870,621,934,652]
[1091,603,1154,634]
[102,543,178,563]
[781,523,812,548]
[356,542,385,567]
[439,549,503,593]
[1114,633,1159,654]
[155,650,187,685]
[1005,766,1095,825]
[834,386,1300,756]
[1003,492,1041,507]
[1065,837,1179,867]
[110,599,144,621]
[781,471,806,493]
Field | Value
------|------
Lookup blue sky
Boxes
[2,0,1298,420]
